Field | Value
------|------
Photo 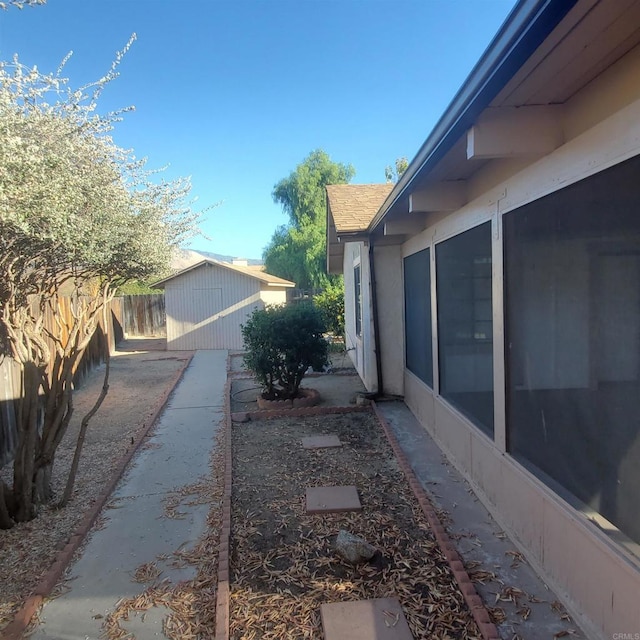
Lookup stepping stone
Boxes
[306,486,361,514]
[302,435,342,449]
[321,598,413,640]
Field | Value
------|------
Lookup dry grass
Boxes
[230,412,481,639]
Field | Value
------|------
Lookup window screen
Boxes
[504,154,640,548]
[404,248,433,387]
[436,222,494,436]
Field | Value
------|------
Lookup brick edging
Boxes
[1,353,195,640]
[229,370,358,380]
[371,401,500,640]
[215,353,232,640]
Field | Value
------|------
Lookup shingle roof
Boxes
[326,184,394,233]
[153,259,295,288]
[223,261,295,286]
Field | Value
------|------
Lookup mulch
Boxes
[229,412,481,639]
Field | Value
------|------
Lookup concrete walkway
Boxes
[377,401,585,640]
[31,350,227,640]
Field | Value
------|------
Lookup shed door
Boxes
[191,287,223,349]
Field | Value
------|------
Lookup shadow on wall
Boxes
[166,292,263,351]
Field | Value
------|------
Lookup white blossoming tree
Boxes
[0,39,202,527]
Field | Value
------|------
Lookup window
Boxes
[436,222,494,435]
[404,248,433,387]
[354,263,362,338]
[504,155,640,549]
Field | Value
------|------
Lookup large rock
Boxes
[335,529,378,564]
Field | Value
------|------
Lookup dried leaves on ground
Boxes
[230,412,481,639]
[0,350,189,632]
[101,429,224,640]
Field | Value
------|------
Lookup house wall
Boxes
[165,263,261,350]
[373,244,404,396]
[343,241,376,391]
[397,45,640,639]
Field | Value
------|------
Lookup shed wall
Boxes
[165,263,262,350]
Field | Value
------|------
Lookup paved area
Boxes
[30,350,227,640]
[306,485,362,514]
[377,400,586,640]
[321,598,413,640]
[301,435,342,449]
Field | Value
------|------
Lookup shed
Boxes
[154,259,294,350]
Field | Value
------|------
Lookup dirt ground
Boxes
[229,351,367,413]
[229,412,481,640]
[1,345,507,639]
[0,338,192,631]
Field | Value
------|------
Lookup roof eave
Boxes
[369,0,579,233]
[151,258,294,288]
[151,259,212,288]
[336,230,370,241]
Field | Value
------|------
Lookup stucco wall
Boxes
[258,287,288,307]
[405,376,640,639]
[343,241,376,391]
[399,45,640,639]
[373,244,404,396]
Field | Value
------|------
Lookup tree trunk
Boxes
[0,480,15,529]
[59,350,110,508]
[33,461,54,504]
[59,292,112,508]
[12,361,42,522]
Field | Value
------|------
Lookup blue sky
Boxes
[0,0,517,260]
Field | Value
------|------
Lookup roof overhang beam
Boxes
[384,213,429,236]
[466,105,563,160]
[409,181,467,213]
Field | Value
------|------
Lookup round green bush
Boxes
[241,303,328,400]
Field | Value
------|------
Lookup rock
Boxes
[335,529,377,564]
[355,394,371,406]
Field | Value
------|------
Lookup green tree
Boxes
[0,43,202,527]
[385,156,409,183]
[263,149,354,289]
[314,280,345,337]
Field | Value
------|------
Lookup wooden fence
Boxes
[0,297,124,468]
[121,294,166,337]
[287,288,323,303]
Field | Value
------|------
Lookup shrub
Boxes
[241,303,328,399]
[314,280,345,337]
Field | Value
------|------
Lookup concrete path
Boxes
[30,350,227,640]
[377,401,585,640]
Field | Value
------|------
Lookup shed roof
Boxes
[326,184,394,233]
[153,259,295,288]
